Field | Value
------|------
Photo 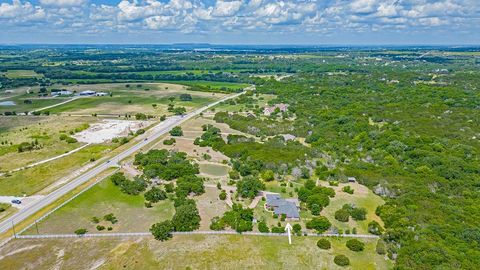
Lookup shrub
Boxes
[335,208,350,222]
[210,216,225,231]
[96,225,105,231]
[258,221,270,233]
[317,238,331,249]
[271,226,285,233]
[292,224,302,235]
[164,183,174,193]
[346,239,365,252]
[342,186,354,194]
[91,216,100,223]
[376,239,387,255]
[163,138,176,145]
[334,255,350,266]
[74,228,87,235]
[368,220,384,235]
[219,190,227,200]
[104,213,118,224]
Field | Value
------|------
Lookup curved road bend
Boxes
[0,91,245,234]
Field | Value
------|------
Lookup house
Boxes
[347,177,357,183]
[265,193,300,220]
[79,90,96,96]
[263,103,289,116]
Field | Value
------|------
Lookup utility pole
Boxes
[35,220,39,234]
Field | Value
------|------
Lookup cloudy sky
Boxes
[0,0,479,44]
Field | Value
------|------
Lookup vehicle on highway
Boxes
[11,199,22,204]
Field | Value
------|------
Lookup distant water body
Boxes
[0,101,16,106]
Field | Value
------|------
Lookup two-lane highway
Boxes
[0,91,244,235]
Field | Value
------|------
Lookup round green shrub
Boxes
[334,255,350,266]
[316,238,331,249]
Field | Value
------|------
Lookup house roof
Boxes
[274,204,300,218]
[266,193,300,218]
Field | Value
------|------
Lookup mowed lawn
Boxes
[0,235,392,270]
[24,178,174,234]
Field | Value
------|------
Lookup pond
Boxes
[0,101,16,106]
[199,163,230,177]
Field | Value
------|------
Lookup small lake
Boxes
[199,163,230,177]
[0,101,16,106]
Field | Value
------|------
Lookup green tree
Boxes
[144,187,167,203]
[150,220,174,241]
[261,170,275,181]
[172,202,201,231]
[334,208,350,222]
[169,126,183,136]
[306,216,331,233]
[236,176,265,199]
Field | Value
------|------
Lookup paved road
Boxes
[0,91,244,234]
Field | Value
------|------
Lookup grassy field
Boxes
[0,95,66,114]
[0,144,112,196]
[321,182,385,234]
[0,115,97,171]
[23,178,175,234]
[166,80,250,90]
[4,70,43,79]
[46,83,223,115]
[0,235,391,269]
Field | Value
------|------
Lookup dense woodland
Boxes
[1,46,479,269]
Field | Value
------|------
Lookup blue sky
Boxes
[0,0,479,44]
